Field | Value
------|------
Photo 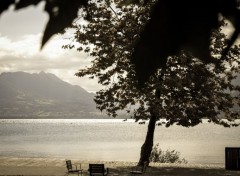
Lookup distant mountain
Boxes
[0,71,103,118]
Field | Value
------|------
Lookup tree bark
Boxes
[138,73,163,166]
[138,110,157,166]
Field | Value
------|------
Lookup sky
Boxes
[0,2,102,93]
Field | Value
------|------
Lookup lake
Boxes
[0,119,239,165]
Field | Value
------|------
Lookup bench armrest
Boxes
[72,163,81,170]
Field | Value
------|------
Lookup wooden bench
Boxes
[65,160,83,176]
[89,164,109,176]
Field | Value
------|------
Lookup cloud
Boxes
[0,33,102,92]
[0,3,103,93]
[0,1,47,40]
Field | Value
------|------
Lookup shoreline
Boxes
[1,157,239,176]
[0,156,225,167]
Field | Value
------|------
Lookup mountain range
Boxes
[0,71,105,118]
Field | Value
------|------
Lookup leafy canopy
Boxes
[64,0,240,127]
[1,0,240,85]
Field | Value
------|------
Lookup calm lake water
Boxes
[0,119,239,165]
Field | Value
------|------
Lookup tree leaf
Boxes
[0,0,15,15]
[118,0,140,6]
[15,0,43,10]
[41,0,88,49]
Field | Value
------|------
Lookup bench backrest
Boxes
[89,164,105,175]
[66,160,73,171]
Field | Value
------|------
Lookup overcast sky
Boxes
[0,3,102,93]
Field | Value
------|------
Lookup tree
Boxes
[131,0,240,86]
[1,0,240,85]
[64,0,240,165]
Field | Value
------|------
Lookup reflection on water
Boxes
[0,119,239,164]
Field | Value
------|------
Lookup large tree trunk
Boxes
[137,73,163,166]
[138,81,162,166]
[138,111,157,166]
